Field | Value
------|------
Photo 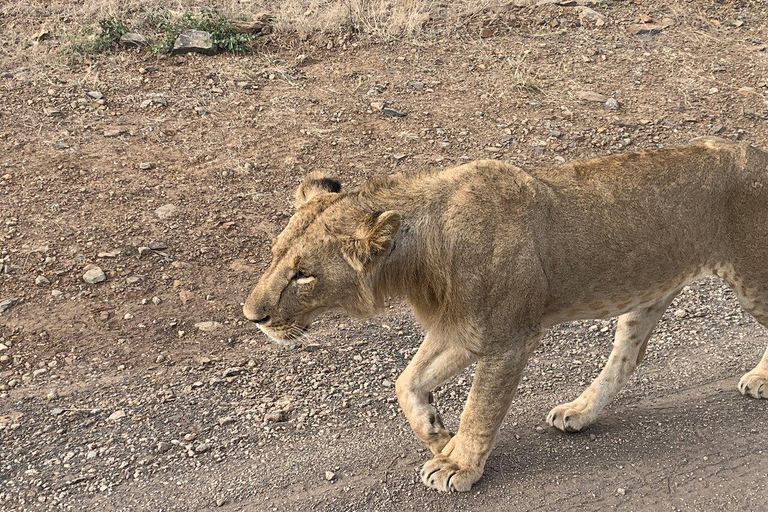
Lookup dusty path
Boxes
[2,1,768,510]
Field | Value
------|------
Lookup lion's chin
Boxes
[256,323,308,347]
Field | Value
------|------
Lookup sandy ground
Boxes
[2,1,768,510]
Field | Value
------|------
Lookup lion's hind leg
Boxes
[719,266,768,399]
[547,290,680,432]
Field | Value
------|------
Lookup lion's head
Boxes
[243,171,401,343]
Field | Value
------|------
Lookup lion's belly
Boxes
[540,266,712,327]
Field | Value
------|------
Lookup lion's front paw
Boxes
[420,455,482,492]
[738,371,768,398]
[546,401,595,433]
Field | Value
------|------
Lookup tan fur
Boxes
[244,138,768,492]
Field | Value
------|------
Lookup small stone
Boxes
[0,297,19,314]
[575,90,609,103]
[0,71,13,79]
[674,309,687,318]
[382,379,393,388]
[223,367,243,377]
[7,379,18,388]
[148,241,168,250]
[47,391,59,400]
[157,441,172,453]
[172,30,217,55]
[104,128,126,138]
[51,407,64,416]
[215,498,229,507]
[737,87,758,96]
[480,28,494,38]
[0,343,7,351]
[264,410,286,423]
[604,98,620,110]
[381,107,406,118]
[617,487,627,496]
[196,321,223,333]
[627,23,667,37]
[303,344,321,352]
[87,91,103,100]
[98,249,121,258]
[51,290,63,297]
[45,107,63,117]
[393,153,407,161]
[152,296,162,305]
[35,275,50,286]
[155,204,176,219]
[125,276,141,285]
[370,101,386,111]
[155,355,166,363]
[138,246,152,257]
[194,443,211,453]
[140,162,155,170]
[108,410,126,421]
[407,80,424,90]
[184,433,197,441]
[218,416,235,426]
[124,313,133,320]
[83,268,106,284]
[119,32,150,47]
[708,87,719,95]
[325,471,335,481]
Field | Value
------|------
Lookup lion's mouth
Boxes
[256,322,309,346]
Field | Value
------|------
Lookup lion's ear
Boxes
[294,170,342,208]
[344,211,401,270]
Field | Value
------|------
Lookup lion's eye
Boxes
[293,270,315,285]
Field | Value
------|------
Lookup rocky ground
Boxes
[2,1,768,510]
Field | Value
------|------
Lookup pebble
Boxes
[194,443,211,453]
[223,367,243,377]
[108,410,126,421]
[138,246,152,257]
[157,441,172,453]
[196,321,223,333]
[152,296,162,305]
[87,91,103,100]
[0,297,19,314]
[104,128,126,138]
[617,487,627,496]
[407,80,424,90]
[47,390,58,400]
[674,309,687,318]
[35,275,50,286]
[575,90,608,103]
[604,98,620,110]
[51,407,64,416]
[148,241,168,250]
[126,276,142,285]
[155,204,177,219]
[124,313,133,320]
[83,268,106,284]
[119,32,150,47]
[382,107,406,118]
[325,471,336,481]
[140,162,155,171]
[218,416,235,426]
[264,410,286,423]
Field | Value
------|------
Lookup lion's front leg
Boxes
[421,339,536,492]
[396,333,475,454]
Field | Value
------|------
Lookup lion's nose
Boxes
[252,315,270,324]
[243,303,270,324]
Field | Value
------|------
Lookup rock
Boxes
[0,297,19,314]
[45,107,63,117]
[195,321,222,333]
[194,443,211,453]
[575,90,609,103]
[119,32,150,47]
[152,296,162,305]
[172,30,217,55]
[674,309,687,318]
[83,268,106,284]
[382,107,406,118]
[137,246,152,257]
[325,471,335,481]
[617,487,627,496]
[155,204,177,219]
[0,343,8,351]
[480,28,494,38]
[31,28,50,42]
[126,276,142,285]
[51,290,63,298]
[393,153,407,161]
[108,410,126,421]
[124,313,133,320]
[140,162,154,170]
[218,416,235,426]
[98,249,121,258]
[579,7,605,26]
[51,408,64,416]
[148,241,168,250]
[223,367,243,377]
[0,71,13,79]
[87,91,103,100]
[303,343,322,352]
[627,23,667,37]
[264,410,286,423]
[35,275,50,286]
[104,128,126,138]
[737,87,758,96]
[604,98,620,110]
[157,441,172,453]
[407,80,424,90]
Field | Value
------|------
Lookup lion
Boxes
[243,137,768,492]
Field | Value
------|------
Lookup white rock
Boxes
[83,268,106,284]
[108,410,126,421]
[155,203,177,219]
[35,275,50,286]
[195,321,222,332]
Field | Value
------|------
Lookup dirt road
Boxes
[2,1,768,510]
